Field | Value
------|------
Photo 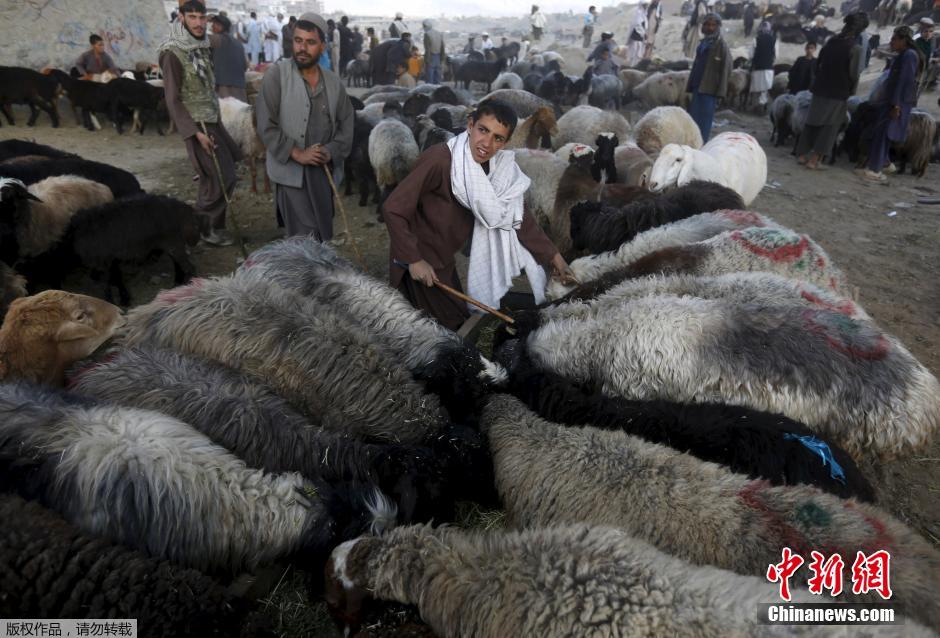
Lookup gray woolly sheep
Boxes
[0,493,269,637]
[613,143,652,187]
[634,106,703,158]
[0,290,123,386]
[0,382,393,575]
[586,73,623,110]
[520,294,940,460]
[617,68,648,103]
[504,106,557,150]
[788,90,813,144]
[552,105,630,150]
[368,117,420,193]
[632,71,688,108]
[478,88,555,119]
[413,114,455,150]
[770,92,798,146]
[120,275,449,444]
[725,68,750,109]
[219,96,270,194]
[566,225,850,297]
[236,237,508,413]
[326,522,931,637]
[426,103,471,126]
[479,395,940,630]
[513,149,569,231]
[547,209,783,299]
[66,345,463,524]
[19,175,113,258]
[770,71,789,98]
[491,72,524,91]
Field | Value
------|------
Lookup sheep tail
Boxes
[364,488,398,535]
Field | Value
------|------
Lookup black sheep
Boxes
[0,139,78,163]
[454,59,507,92]
[47,69,114,131]
[0,493,272,638]
[495,342,875,502]
[0,66,61,128]
[344,115,381,207]
[569,180,745,254]
[107,77,167,135]
[0,157,141,198]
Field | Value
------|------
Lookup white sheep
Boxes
[648,132,767,206]
[368,118,420,192]
[513,148,569,231]
[632,71,688,108]
[618,68,648,102]
[22,175,113,257]
[546,209,783,299]
[491,72,524,91]
[613,143,653,186]
[218,96,269,194]
[633,106,703,158]
[552,105,630,150]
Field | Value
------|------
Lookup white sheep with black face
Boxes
[648,132,767,205]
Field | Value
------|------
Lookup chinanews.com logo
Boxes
[760,547,901,625]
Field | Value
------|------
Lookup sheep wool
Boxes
[120,275,449,444]
[0,383,355,574]
[481,395,940,630]
[523,295,940,460]
[0,493,270,637]
[546,209,783,299]
[634,106,704,157]
[327,523,932,637]
[552,105,630,150]
[369,118,420,190]
[21,175,113,257]
[479,89,555,119]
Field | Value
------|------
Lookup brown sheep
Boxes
[505,106,558,150]
[0,290,124,386]
[22,175,114,257]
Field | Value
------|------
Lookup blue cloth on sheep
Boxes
[784,433,846,485]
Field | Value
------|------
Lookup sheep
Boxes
[344,114,382,206]
[364,91,413,106]
[0,493,273,637]
[515,292,940,460]
[413,114,455,151]
[0,66,61,127]
[346,55,371,87]
[552,142,594,164]
[120,275,450,444]
[555,225,849,309]
[491,71,523,91]
[568,180,745,254]
[0,262,25,320]
[533,70,575,106]
[634,106,704,158]
[787,89,813,145]
[552,105,631,150]
[724,68,750,109]
[0,139,77,163]
[66,345,467,524]
[0,291,123,386]
[46,69,114,131]
[478,395,940,630]
[0,157,141,198]
[632,71,688,108]
[852,108,936,177]
[769,71,789,98]
[454,59,507,92]
[496,345,873,501]
[0,382,391,575]
[546,209,783,299]
[426,103,471,127]
[513,149,569,231]
[237,237,508,404]
[586,73,623,110]
[648,132,768,206]
[369,118,421,209]
[770,92,798,146]
[326,523,932,637]
[617,68,648,103]
[504,106,557,150]
[219,96,270,194]
[106,77,166,135]
[15,176,114,259]
[478,88,556,119]
[612,142,652,187]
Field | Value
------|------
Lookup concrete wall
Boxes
[0,0,171,70]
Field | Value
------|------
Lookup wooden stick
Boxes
[434,280,515,325]
[199,121,248,259]
[321,158,368,272]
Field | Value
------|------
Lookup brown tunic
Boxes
[383,143,559,329]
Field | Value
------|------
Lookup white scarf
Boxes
[447,131,546,311]
[158,20,213,86]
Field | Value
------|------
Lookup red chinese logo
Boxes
[851,550,893,600]
[807,551,845,596]
[767,549,893,601]
[766,547,805,601]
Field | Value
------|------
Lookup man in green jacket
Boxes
[685,13,731,142]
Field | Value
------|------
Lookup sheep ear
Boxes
[56,321,97,342]
[676,148,694,187]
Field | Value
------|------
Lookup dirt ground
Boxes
[1,12,938,631]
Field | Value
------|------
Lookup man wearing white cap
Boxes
[257,12,354,240]
[481,33,494,50]
[390,12,409,39]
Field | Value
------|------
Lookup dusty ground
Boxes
[1,9,938,632]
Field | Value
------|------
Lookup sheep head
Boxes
[567,144,595,173]
[648,143,689,192]
[0,290,124,386]
[592,133,620,184]
[324,536,383,636]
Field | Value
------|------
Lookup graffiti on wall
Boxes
[56,13,155,61]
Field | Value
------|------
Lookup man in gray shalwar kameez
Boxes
[258,12,354,240]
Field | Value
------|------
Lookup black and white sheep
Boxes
[237,237,508,416]
[16,175,114,258]
[0,493,271,637]
[0,157,142,198]
[546,209,783,299]
[119,275,450,444]
[0,382,393,575]
[497,346,873,501]
[0,66,61,127]
[479,395,940,630]
[568,180,745,254]
[106,77,167,135]
[634,106,704,157]
[46,69,114,131]
[66,345,470,524]
[326,522,932,637]
[511,292,940,460]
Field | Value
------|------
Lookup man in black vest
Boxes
[210,15,248,102]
